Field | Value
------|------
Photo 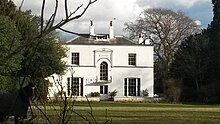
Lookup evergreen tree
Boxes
[210,0,220,30]
[207,0,220,80]
[169,0,220,102]
[18,31,67,78]
[0,1,67,91]
[0,15,23,91]
[0,15,22,75]
[169,31,210,101]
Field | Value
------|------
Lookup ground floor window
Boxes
[100,85,108,94]
[67,77,83,96]
[124,78,140,96]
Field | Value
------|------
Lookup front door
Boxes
[100,85,108,100]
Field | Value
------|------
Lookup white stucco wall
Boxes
[64,45,153,66]
[48,44,154,98]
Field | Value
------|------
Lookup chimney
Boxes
[109,21,114,39]
[145,36,151,45]
[138,33,144,44]
[89,20,95,35]
[145,38,150,45]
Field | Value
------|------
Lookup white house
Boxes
[47,21,154,100]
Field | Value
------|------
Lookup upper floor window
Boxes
[128,53,136,66]
[100,62,108,81]
[71,52,79,65]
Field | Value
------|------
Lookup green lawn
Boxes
[32,102,220,124]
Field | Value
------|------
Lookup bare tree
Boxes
[124,8,200,65]
[124,8,201,94]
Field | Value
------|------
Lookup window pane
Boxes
[104,85,108,94]
[137,78,140,96]
[100,62,108,80]
[124,78,141,96]
[100,85,108,94]
[128,78,136,96]
[124,79,127,96]
[71,77,79,96]
[80,78,83,96]
[100,85,103,94]
[71,53,79,65]
[128,53,136,65]
[68,77,83,96]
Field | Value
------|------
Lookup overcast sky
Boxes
[13,0,213,39]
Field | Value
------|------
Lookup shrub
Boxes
[199,80,220,103]
[109,89,118,99]
[91,92,100,97]
[142,88,149,97]
[164,78,182,103]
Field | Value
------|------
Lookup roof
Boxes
[66,34,140,45]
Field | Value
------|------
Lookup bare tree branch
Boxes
[65,0,68,19]
[0,0,97,65]
[124,8,200,65]
[124,8,201,94]
[39,0,97,38]
[51,0,58,27]
[33,105,53,124]
[40,0,46,37]
[86,95,98,124]
[58,27,79,35]
[68,4,83,18]
[44,0,58,31]
[18,0,25,11]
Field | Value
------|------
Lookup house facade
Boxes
[47,21,154,100]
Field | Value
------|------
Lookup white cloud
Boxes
[173,0,210,8]
[137,0,210,8]
[13,0,143,35]
[133,4,144,16]
[12,0,212,37]
[175,0,198,8]
[82,0,144,34]
[195,20,202,26]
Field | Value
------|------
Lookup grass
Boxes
[31,101,220,124]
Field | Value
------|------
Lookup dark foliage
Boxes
[0,83,34,122]
[169,0,220,102]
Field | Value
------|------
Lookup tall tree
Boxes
[125,8,200,64]
[169,0,220,102]
[210,0,220,30]
[124,8,201,94]
[0,0,96,77]
[207,0,220,80]
[18,31,67,78]
[0,0,97,65]
[0,0,40,68]
[170,31,209,91]
[0,0,16,17]
[0,15,22,75]
[0,1,66,90]
[0,15,23,90]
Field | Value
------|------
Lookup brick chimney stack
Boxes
[138,33,144,44]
